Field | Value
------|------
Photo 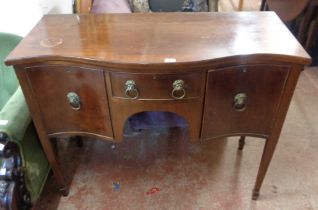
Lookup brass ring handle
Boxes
[125,80,139,99]
[233,93,247,111]
[171,79,186,100]
[67,92,81,110]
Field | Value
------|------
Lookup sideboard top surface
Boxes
[5,12,311,67]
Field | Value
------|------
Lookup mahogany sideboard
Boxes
[5,12,311,200]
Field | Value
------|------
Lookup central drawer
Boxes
[106,71,206,141]
[109,72,203,100]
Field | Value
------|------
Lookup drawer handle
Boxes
[172,80,186,100]
[233,93,247,111]
[67,92,81,110]
[125,80,139,99]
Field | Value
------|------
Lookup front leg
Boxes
[252,136,279,200]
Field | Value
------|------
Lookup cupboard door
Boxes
[202,65,289,139]
[27,65,113,138]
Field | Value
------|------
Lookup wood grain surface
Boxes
[5,12,311,67]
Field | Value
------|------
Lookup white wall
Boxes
[0,0,72,37]
[38,0,73,14]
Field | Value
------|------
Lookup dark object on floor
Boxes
[0,134,31,210]
[112,182,121,191]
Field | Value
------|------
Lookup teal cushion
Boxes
[0,32,22,110]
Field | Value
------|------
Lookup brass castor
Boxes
[252,189,260,200]
[60,187,70,197]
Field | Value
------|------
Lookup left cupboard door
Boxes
[26,65,113,139]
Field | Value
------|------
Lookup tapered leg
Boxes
[251,68,302,200]
[46,138,69,196]
[15,69,69,196]
[44,138,68,196]
[252,136,279,200]
[238,136,245,150]
[70,136,83,147]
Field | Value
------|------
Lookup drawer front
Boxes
[110,72,203,100]
[202,64,289,139]
[26,65,113,137]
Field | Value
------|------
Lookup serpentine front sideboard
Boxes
[5,12,311,200]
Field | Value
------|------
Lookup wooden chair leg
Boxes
[238,136,245,150]
[238,0,244,11]
[260,0,267,11]
[297,1,316,46]
[208,0,219,12]
[305,19,318,50]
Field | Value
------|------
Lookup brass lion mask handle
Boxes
[67,92,81,110]
[233,93,247,111]
[172,79,186,100]
[125,80,139,99]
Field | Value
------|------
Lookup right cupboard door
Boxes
[201,64,290,139]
